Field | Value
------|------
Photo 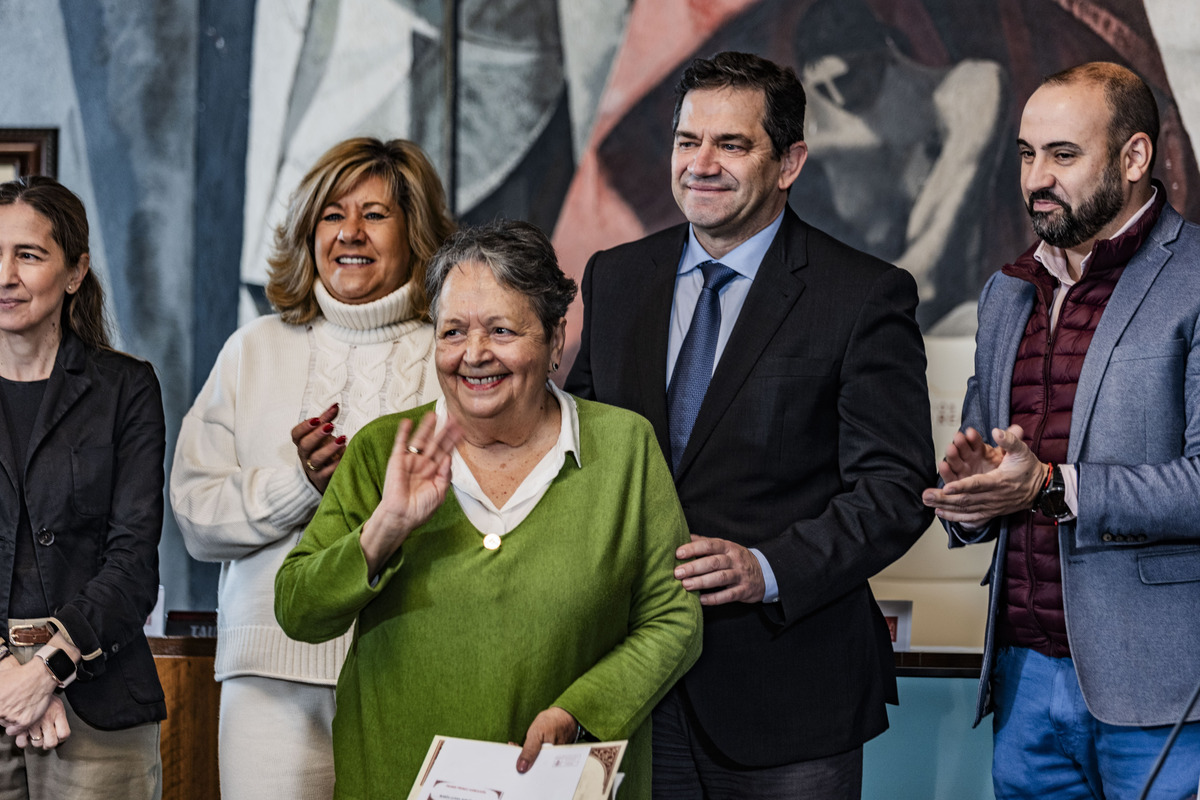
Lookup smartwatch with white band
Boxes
[35,645,77,688]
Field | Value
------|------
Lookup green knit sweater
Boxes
[276,399,702,799]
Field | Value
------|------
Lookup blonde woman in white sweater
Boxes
[170,138,455,800]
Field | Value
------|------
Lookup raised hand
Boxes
[359,412,462,577]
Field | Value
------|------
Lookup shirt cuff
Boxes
[750,548,779,603]
[1061,463,1079,518]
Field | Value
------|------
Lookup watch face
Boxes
[44,649,74,681]
[1039,486,1071,519]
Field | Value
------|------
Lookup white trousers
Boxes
[218,675,336,800]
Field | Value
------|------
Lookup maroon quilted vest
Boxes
[996,191,1165,658]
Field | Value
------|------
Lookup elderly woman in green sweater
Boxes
[275,219,701,799]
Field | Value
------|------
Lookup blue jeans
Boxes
[992,647,1200,799]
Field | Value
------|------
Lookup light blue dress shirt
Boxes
[667,211,784,603]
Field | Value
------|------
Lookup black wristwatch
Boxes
[1033,463,1072,523]
[35,645,77,688]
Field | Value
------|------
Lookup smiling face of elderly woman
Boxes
[427,221,576,431]
[434,260,563,425]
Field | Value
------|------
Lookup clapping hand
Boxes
[291,403,346,494]
[923,425,1047,526]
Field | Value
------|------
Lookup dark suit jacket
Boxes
[566,207,934,765]
[0,330,167,730]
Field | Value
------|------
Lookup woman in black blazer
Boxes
[0,176,165,798]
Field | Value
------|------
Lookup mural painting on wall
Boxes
[241,0,1200,370]
[240,0,577,317]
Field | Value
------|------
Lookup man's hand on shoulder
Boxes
[675,535,766,605]
[922,425,1047,526]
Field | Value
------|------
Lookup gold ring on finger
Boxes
[406,445,423,455]
[306,459,317,471]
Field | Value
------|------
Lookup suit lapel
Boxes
[27,333,90,467]
[990,279,1036,429]
[636,227,687,456]
[1068,208,1182,460]
[675,212,806,478]
[0,389,16,487]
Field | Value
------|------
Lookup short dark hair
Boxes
[426,220,577,339]
[1042,62,1159,171]
[672,51,806,158]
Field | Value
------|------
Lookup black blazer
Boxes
[0,331,166,730]
[566,208,934,765]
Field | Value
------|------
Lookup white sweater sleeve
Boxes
[170,325,323,562]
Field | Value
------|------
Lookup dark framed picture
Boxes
[0,128,58,181]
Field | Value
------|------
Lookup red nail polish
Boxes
[323,423,334,433]
[308,418,320,426]
[335,436,346,445]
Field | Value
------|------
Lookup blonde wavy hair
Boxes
[266,137,456,324]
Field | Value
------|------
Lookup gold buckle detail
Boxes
[8,624,54,646]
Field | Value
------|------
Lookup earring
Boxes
[552,362,559,373]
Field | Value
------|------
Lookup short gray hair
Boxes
[426,220,577,338]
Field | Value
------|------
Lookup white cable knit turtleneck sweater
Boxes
[171,278,440,683]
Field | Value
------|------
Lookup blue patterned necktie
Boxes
[667,261,738,472]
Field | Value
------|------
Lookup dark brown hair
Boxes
[673,51,806,158]
[0,176,111,349]
[1042,62,1160,171]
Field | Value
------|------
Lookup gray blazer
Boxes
[954,203,1200,727]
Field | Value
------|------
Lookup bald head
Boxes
[1041,62,1159,172]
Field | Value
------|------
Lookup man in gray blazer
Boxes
[923,62,1200,797]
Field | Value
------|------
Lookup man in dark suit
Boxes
[565,52,934,798]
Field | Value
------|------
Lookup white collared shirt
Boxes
[436,381,581,536]
[665,211,785,384]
